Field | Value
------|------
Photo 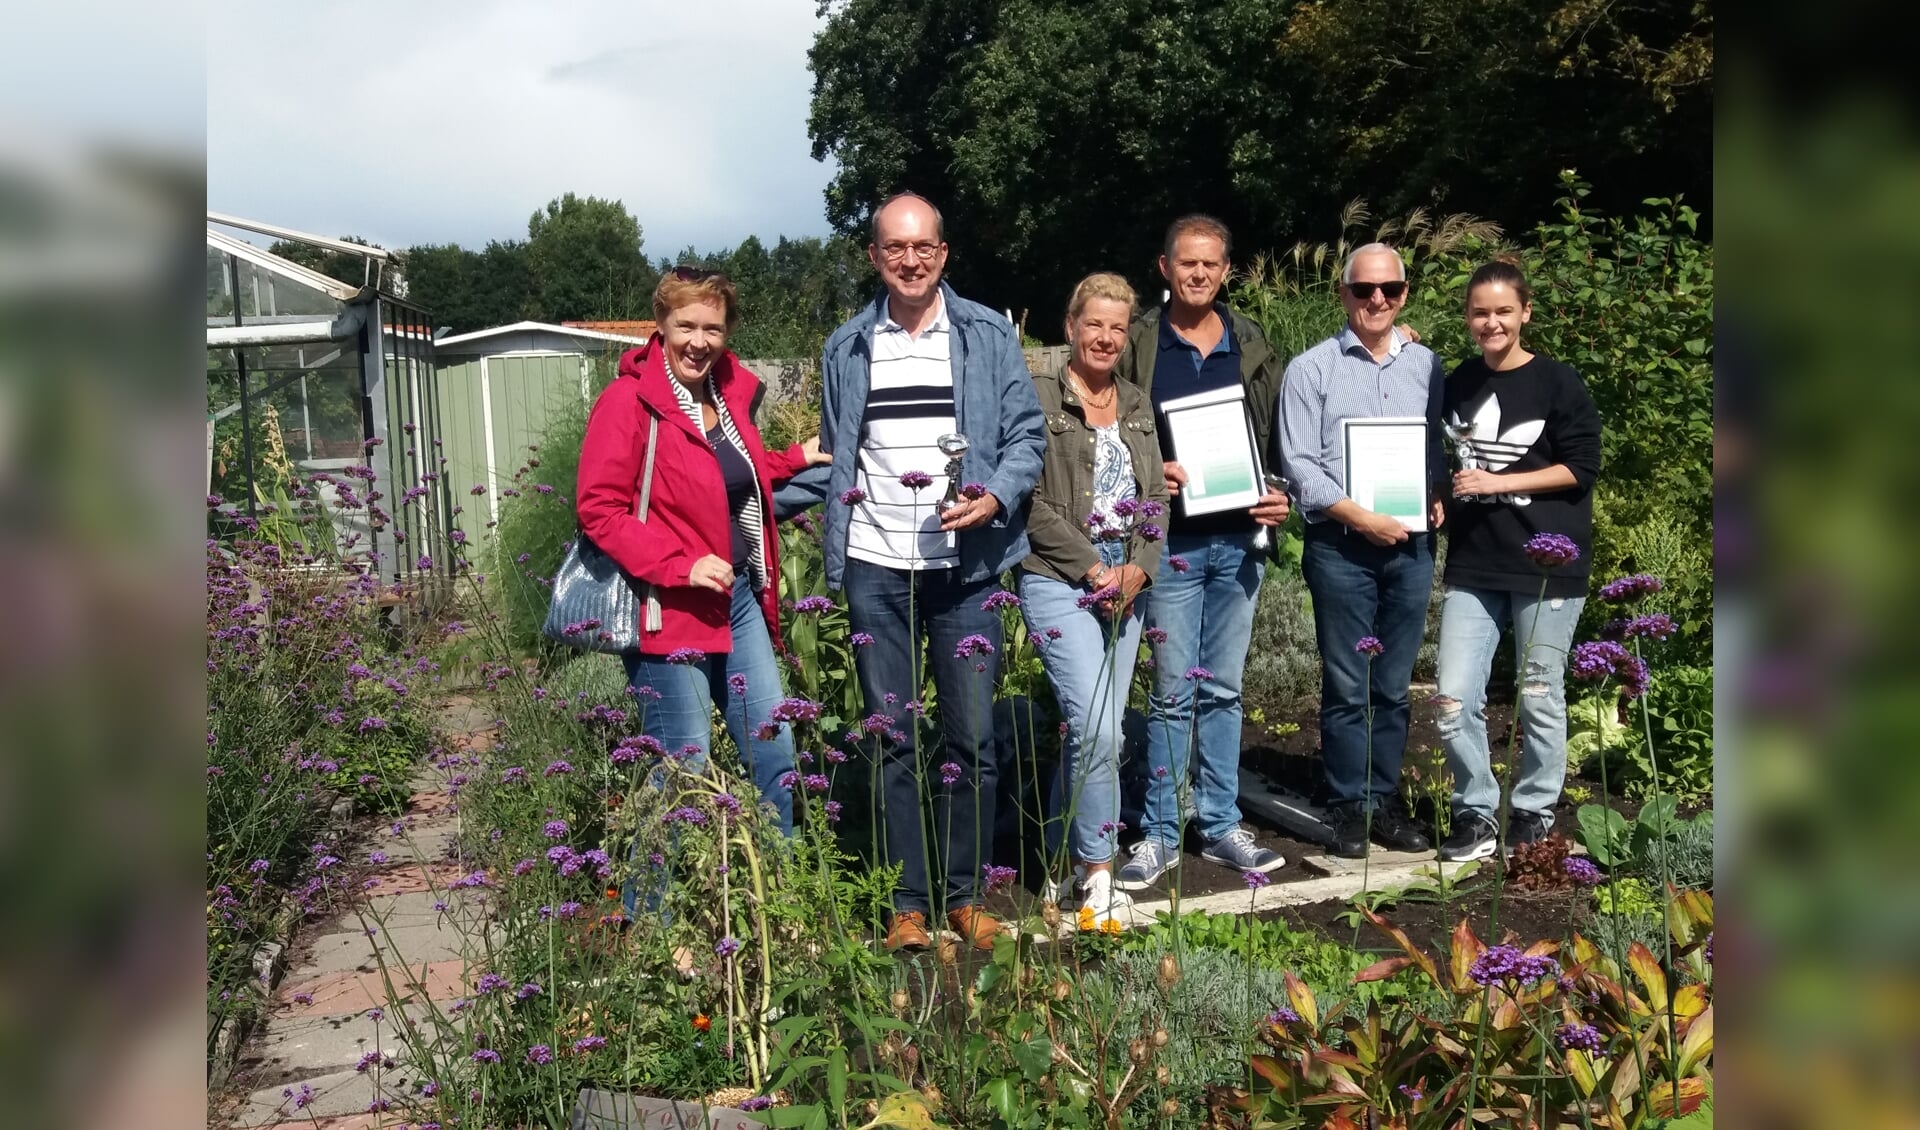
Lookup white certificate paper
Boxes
[1342,417,1429,531]
[1161,384,1263,516]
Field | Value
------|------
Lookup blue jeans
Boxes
[618,576,797,917]
[1434,584,1586,821]
[1300,524,1435,809]
[1141,531,1265,847]
[843,559,1002,915]
[1019,568,1144,865]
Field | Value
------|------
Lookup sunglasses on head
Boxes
[1346,280,1408,301]
[670,265,719,282]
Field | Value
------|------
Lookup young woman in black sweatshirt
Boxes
[1433,256,1603,862]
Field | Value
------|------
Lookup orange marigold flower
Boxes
[692,1013,711,1032]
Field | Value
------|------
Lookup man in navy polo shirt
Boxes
[1112,214,1291,890]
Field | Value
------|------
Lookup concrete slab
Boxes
[245,1001,434,1079]
[1127,857,1477,920]
[302,918,478,976]
[277,958,472,1017]
[236,1067,392,1125]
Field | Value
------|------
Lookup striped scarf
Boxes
[664,358,767,592]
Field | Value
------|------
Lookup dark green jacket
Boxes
[1114,303,1287,475]
[1018,363,1171,587]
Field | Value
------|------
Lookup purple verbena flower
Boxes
[1144,627,1169,644]
[1355,636,1385,657]
[771,696,824,723]
[470,1048,500,1064]
[542,819,569,840]
[954,634,996,658]
[850,631,875,647]
[960,481,988,500]
[792,595,834,615]
[982,864,1018,894]
[516,982,542,1000]
[1267,1007,1301,1026]
[1555,1022,1605,1054]
[715,936,742,958]
[1564,856,1604,886]
[838,487,867,506]
[939,761,964,786]
[475,972,509,994]
[1184,665,1213,682]
[1076,584,1121,610]
[1168,555,1190,573]
[728,673,749,697]
[572,1035,607,1053]
[1522,532,1581,567]
[981,590,1021,611]
[740,1096,774,1112]
[665,647,706,665]
[543,759,573,777]
[899,470,933,490]
[1243,870,1272,890]
[1598,573,1664,603]
[526,1044,553,1065]
[1468,944,1561,986]
[824,801,843,822]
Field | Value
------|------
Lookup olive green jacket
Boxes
[1018,363,1171,587]
[1113,303,1287,475]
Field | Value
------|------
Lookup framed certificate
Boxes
[1342,417,1430,532]
[1161,384,1264,517]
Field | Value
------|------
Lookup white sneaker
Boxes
[1073,868,1137,931]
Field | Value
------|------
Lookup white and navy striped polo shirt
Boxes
[847,296,959,570]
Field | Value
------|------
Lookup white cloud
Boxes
[208,0,835,255]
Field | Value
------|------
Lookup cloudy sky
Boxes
[208,0,838,256]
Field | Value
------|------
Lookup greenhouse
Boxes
[206,214,452,611]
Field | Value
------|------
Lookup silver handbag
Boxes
[542,412,662,653]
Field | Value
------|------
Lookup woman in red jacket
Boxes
[576,267,830,837]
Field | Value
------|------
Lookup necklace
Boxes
[1070,373,1117,409]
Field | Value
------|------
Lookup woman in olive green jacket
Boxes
[1018,273,1169,931]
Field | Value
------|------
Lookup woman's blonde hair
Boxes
[652,266,741,331]
[1066,272,1137,323]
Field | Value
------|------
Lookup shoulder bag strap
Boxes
[635,406,664,632]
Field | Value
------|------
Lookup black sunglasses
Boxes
[670,265,720,282]
[1346,280,1407,301]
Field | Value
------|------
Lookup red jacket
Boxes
[576,338,807,656]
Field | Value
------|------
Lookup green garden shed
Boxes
[432,321,646,547]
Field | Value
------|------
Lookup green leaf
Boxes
[1012,1037,1052,1082]
[828,1048,848,1113]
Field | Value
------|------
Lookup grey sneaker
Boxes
[1115,839,1180,891]
[1200,826,1286,873]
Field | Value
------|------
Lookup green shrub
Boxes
[1608,664,1713,803]
[488,395,593,659]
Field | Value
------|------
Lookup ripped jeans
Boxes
[1433,585,1587,822]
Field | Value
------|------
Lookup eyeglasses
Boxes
[670,265,719,282]
[878,241,942,263]
[1346,280,1408,301]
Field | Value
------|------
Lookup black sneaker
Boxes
[1324,804,1370,859]
[1439,811,1499,862]
[1506,809,1556,850]
[1370,808,1432,854]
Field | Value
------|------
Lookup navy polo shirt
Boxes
[1151,304,1255,536]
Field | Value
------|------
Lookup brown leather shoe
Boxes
[946,905,1004,952]
[885,910,931,952]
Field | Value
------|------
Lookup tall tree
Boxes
[807,0,1711,331]
[525,193,657,323]
[399,240,537,333]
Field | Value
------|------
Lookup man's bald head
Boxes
[871,192,945,245]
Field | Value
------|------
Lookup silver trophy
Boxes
[936,433,970,512]
[1443,418,1478,500]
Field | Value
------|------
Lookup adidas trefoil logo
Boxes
[1449,394,1544,506]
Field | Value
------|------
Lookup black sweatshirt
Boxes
[1441,355,1602,598]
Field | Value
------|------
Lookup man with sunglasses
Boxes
[816,192,1046,953]
[1278,242,1448,859]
